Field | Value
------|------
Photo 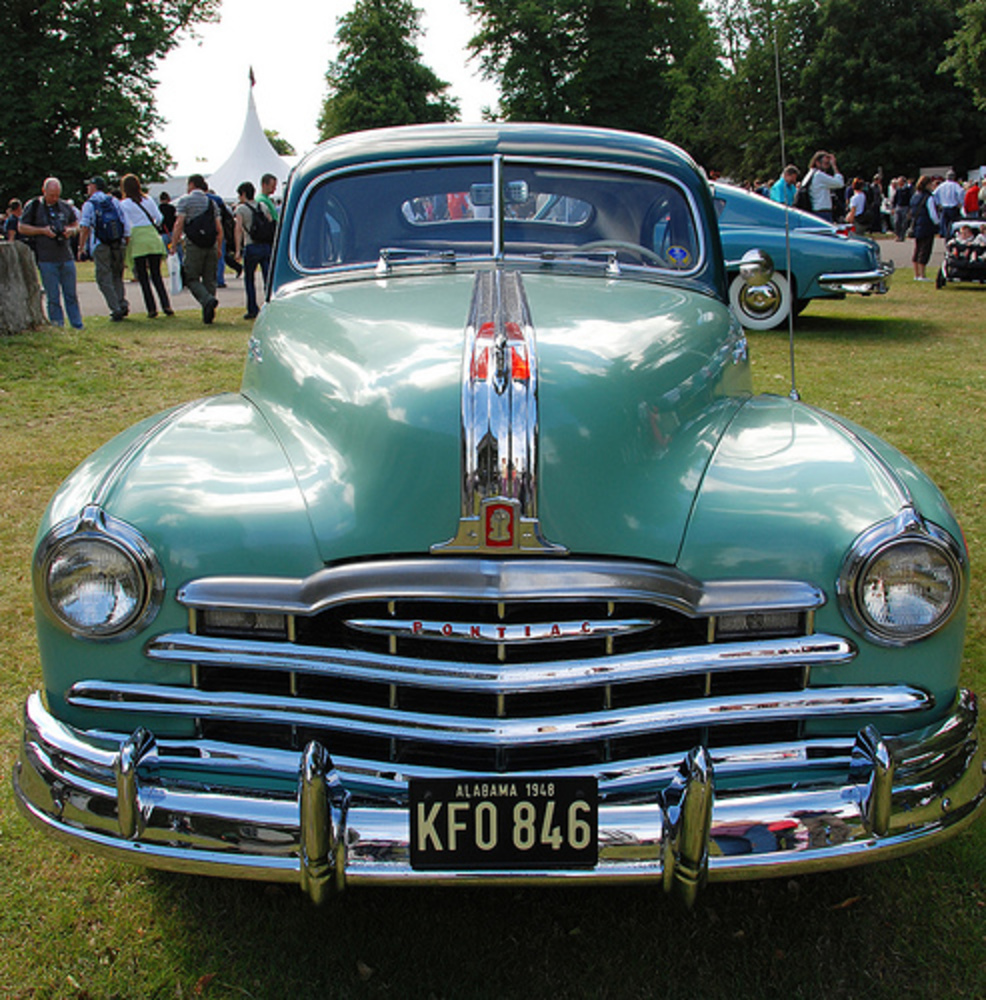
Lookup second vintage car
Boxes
[15,124,982,905]
[715,182,894,329]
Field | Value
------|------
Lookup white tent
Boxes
[206,81,291,201]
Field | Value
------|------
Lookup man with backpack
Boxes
[78,176,130,321]
[233,180,275,320]
[18,176,85,330]
[170,174,223,324]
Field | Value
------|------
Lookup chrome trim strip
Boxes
[492,153,503,259]
[175,558,826,618]
[145,632,855,691]
[15,691,985,891]
[432,270,565,555]
[66,680,930,745]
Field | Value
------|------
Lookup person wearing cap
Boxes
[933,170,964,238]
[78,176,131,321]
[17,177,85,330]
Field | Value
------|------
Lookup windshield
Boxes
[294,159,701,274]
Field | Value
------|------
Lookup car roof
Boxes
[291,123,703,186]
[713,182,837,231]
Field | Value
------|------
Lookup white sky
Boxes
[155,0,498,174]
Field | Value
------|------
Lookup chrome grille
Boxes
[289,597,713,664]
[71,558,934,779]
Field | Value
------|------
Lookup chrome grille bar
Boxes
[67,680,929,746]
[176,559,824,618]
[146,632,855,691]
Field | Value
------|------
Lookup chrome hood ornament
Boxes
[433,269,566,555]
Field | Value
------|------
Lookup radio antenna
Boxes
[773,22,799,401]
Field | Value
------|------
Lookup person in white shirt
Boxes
[120,173,173,318]
[933,170,964,237]
[848,178,868,233]
[805,150,844,222]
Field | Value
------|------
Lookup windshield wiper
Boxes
[529,247,624,276]
[376,247,457,274]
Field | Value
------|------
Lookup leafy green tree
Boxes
[701,0,821,180]
[942,0,986,112]
[0,0,220,205]
[798,0,985,179]
[705,0,986,182]
[318,0,459,140]
[465,0,719,145]
[464,0,583,122]
[265,130,296,157]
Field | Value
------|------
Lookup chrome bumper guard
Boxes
[818,261,894,295]
[15,689,985,906]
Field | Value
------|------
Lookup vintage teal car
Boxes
[715,182,893,329]
[15,124,983,905]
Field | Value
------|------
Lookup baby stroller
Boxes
[936,219,986,288]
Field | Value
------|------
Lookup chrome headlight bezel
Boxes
[34,505,164,640]
[838,510,966,647]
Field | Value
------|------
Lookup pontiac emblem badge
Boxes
[485,502,514,547]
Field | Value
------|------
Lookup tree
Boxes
[700,0,822,180]
[265,130,296,157]
[318,0,459,140]
[465,0,719,143]
[942,1,986,113]
[705,0,986,182]
[0,0,220,205]
[797,0,986,178]
[465,0,587,123]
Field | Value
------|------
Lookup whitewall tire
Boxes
[729,272,792,331]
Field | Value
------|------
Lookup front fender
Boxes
[33,393,324,723]
[677,394,968,712]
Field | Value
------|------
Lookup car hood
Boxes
[242,269,750,565]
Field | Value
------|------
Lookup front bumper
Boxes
[14,689,985,905]
[817,260,894,295]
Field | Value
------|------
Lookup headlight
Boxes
[839,512,965,645]
[35,506,163,639]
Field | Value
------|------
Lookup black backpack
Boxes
[794,171,814,212]
[218,200,235,248]
[184,203,217,248]
[248,202,275,244]
[92,195,124,244]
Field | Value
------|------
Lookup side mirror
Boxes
[738,249,774,286]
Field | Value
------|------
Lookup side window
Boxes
[297,191,348,269]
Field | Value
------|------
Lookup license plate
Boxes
[409,776,598,869]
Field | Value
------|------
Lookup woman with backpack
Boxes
[909,175,940,281]
[120,174,173,317]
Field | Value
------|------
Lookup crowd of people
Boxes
[3,171,279,328]
[749,153,985,281]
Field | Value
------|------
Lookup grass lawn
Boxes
[0,283,984,999]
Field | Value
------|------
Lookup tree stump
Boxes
[0,241,46,334]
